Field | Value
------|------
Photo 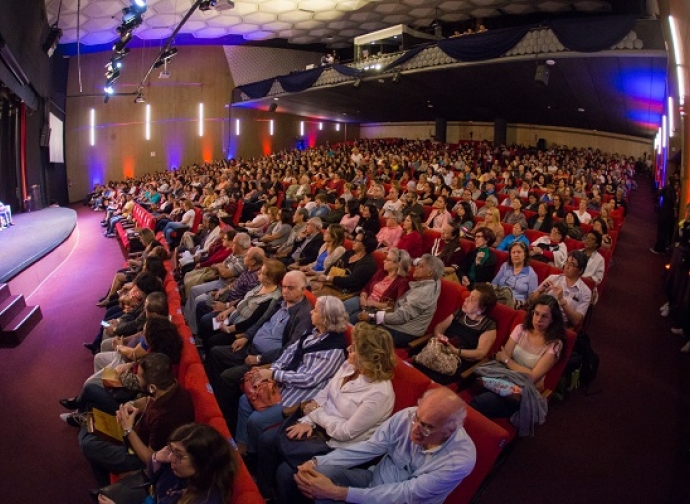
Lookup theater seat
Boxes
[391,360,432,412]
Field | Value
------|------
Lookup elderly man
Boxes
[285,217,325,267]
[206,270,312,433]
[358,253,443,347]
[289,387,476,504]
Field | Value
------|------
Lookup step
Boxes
[0,305,42,347]
[0,295,26,331]
[0,283,9,304]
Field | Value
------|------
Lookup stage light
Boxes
[269,119,274,136]
[335,123,340,131]
[113,32,133,53]
[319,122,323,131]
[132,0,147,9]
[235,118,240,136]
[153,48,178,69]
[105,69,121,86]
[669,97,674,136]
[199,0,218,11]
[392,72,401,83]
[135,93,146,103]
[90,108,95,147]
[145,104,151,140]
[43,25,63,58]
[104,85,115,95]
[199,103,204,137]
[300,121,304,136]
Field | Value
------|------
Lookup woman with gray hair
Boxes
[235,295,348,459]
[344,248,411,323]
[376,211,404,251]
[476,194,499,218]
[358,253,443,347]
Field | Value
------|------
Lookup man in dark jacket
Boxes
[206,271,313,432]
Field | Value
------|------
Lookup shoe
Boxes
[671,327,684,335]
[96,300,109,307]
[59,397,79,410]
[681,341,690,353]
[650,247,662,255]
[60,412,87,428]
[105,233,116,238]
[83,342,98,354]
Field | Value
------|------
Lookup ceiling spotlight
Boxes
[105,70,121,86]
[105,65,121,80]
[199,0,218,11]
[132,0,147,9]
[113,32,133,53]
[154,47,178,68]
[43,25,63,58]
[104,85,115,95]
[578,107,585,113]
[546,59,556,66]
[134,93,146,103]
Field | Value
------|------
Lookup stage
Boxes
[0,206,77,283]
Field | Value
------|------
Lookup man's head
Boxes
[306,217,323,235]
[413,254,444,281]
[233,233,251,255]
[294,208,308,224]
[281,270,307,305]
[244,247,266,270]
[144,292,169,319]
[409,387,467,448]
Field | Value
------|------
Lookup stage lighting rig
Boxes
[153,48,178,69]
[199,0,217,11]
[43,25,63,58]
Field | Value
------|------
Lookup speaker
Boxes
[39,125,51,147]
[537,138,547,150]
[268,102,277,113]
[534,64,550,86]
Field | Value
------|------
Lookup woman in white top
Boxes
[259,323,396,499]
[470,295,565,418]
[163,199,196,246]
[575,198,593,224]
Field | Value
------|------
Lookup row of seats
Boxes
[114,203,156,253]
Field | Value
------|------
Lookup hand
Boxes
[116,402,138,430]
[116,345,131,359]
[211,301,227,312]
[302,400,318,414]
[231,337,248,352]
[311,281,324,291]
[496,346,508,363]
[112,336,124,348]
[357,311,371,322]
[531,247,541,256]
[315,274,328,283]
[256,368,274,381]
[286,422,314,440]
[114,363,132,374]
[245,355,261,366]
[98,495,116,504]
[294,466,346,501]
[154,445,173,464]
[540,280,552,293]
[461,276,470,287]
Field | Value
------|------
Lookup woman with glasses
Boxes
[259,323,396,503]
[530,250,591,328]
[313,231,379,294]
[343,248,411,323]
[470,295,566,420]
[96,423,237,504]
[458,227,497,288]
[492,241,538,307]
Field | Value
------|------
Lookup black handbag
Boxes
[276,410,331,470]
[98,470,151,504]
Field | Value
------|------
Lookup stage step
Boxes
[0,295,26,330]
[0,305,42,347]
[0,283,10,304]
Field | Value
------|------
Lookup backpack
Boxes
[555,331,600,398]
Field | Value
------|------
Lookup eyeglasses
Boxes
[564,260,580,268]
[474,234,484,239]
[407,409,436,437]
[167,444,189,461]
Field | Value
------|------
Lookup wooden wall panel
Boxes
[65,46,232,203]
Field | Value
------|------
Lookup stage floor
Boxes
[0,206,77,283]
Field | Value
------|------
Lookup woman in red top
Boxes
[397,214,424,258]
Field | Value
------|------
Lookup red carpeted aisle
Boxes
[477,178,690,504]
[0,206,125,503]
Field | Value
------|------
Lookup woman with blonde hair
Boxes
[478,207,505,243]
[259,323,397,502]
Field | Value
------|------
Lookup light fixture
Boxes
[199,0,217,11]
[353,78,361,88]
[135,93,146,103]
[269,119,274,136]
[392,72,401,83]
[335,123,340,131]
[319,122,323,130]
[199,103,204,137]
[677,66,686,107]
[154,48,178,68]
[662,114,667,148]
[669,96,674,136]
[90,108,95,147]
[43,25,63,58]
[578,107,585,112]
[545,59,556,66]
[145,104,151,140]
[235,118,240,136]
[113,32,133,53]
[105,69,121,86]
[300,121,304,136]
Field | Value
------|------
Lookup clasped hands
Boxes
[294,461,347,501]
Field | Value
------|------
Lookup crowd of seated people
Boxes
[74,136,644,503]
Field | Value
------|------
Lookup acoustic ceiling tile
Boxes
[244,30,277,40]
[242,11,277,23]
[137,27,175,39]
[193,27,231,38]
[226,23,261,34]
[261,0,299,14]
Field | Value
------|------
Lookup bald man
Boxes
[288,387,476,504]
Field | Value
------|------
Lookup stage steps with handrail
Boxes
[0,283,42,347]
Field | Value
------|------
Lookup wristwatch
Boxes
[503,357,510,365]
[123,427,133,437]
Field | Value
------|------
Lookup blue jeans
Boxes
[469,391,520,418]
[236,394,284,453]
[312,465,374,504]
[163,222,188,245]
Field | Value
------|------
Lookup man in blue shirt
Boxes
[291,387,476,504]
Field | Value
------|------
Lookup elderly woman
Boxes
[235,296,348,459]
[258,324,397,501]
[496,221,530,251]
[470,295,566,419]
[459,227,497,289]
[415,283,498,385]
[197,258,286,353]
[359,254,444,347]
[343,248,411,323]
[299,224,346,276]
[376,211,404,251]
[476,194,498,218]
[492,241,538,306]
[259,208,293,248]
[313,231,379,294]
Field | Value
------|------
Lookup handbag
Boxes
[414,337,460,376]
[492,285,515,308]
[98,470,150,504]
[243,368,282,411]
[276,409,331,470]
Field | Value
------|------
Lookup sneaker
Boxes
[60,412,87,428]
[681,341,690,353]
[671,327,684,336]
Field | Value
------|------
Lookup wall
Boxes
[65,46,232,203]
[228,106,360,160]
[361,121,651,158]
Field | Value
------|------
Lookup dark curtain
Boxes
[438,25,531,62]
[277,67,325,93]
[0,97,20,212]
[237,78,275,99]
[549,15,637,53]
[381,43,431,72]
[333,64,363,78]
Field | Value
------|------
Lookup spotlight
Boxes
[105,70,121,86]
[153,48,178,68]
[113,32,133,53]
[43,25,63,58]
[268,102,277,113]
[534,64,550,87]
[104,85,115,95]
[132,0,147,10]
[134,93,146,103]
[199,0,218,11]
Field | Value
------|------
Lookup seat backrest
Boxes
[444,405,509,504]
[543,328,577,394]
[304,289,317,308]
[486,303,520,355]
[190,207,204,233]
[391,360,432,412]
[421,229,441,254]
[425,280,469,335]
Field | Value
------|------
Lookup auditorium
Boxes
[0,0,688,503]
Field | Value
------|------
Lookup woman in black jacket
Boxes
[315,231,379,293]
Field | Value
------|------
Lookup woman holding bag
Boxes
[258,323,397,503]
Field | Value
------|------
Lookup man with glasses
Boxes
[206,270,312,433]
[530,250,591,328]
[293,387,476,504]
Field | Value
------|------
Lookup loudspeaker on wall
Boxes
[534,65,550,87]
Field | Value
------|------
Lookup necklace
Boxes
[464,313,484,327]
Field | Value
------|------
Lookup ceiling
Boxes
[234,53,667,139]
[45,0,648,50]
